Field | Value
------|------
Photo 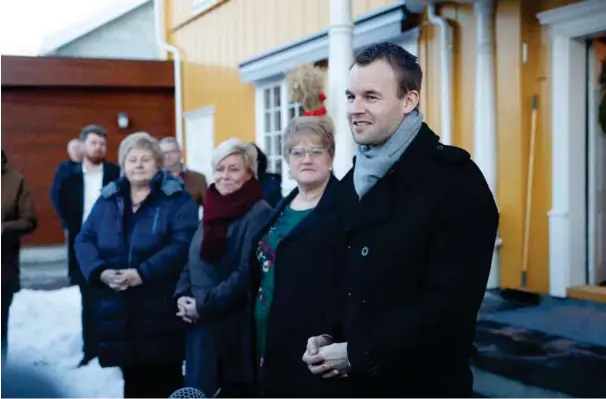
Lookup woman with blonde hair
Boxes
[251,116,344,397]
[175,138,273,398]
[75,132,199,398]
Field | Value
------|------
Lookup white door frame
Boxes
[538,0,606,297]
[587,45,598,285]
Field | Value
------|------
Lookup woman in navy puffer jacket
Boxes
[75,132,198,399]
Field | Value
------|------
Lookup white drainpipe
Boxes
[154,0,184,148]
[473,0,500,289]
[427,4,453,145]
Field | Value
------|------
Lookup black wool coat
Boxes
[252,175,345,398]
[333,123,499,398]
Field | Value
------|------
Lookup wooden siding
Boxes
[1,56,175,247]
[167,0,586,294]
[168,0,393,151]
[419,1,537,291]
[2,56,174,88]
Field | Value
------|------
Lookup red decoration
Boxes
[303,92,327,116]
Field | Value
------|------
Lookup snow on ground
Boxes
[6,286,123,398]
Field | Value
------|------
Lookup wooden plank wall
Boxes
[1,56,175,247]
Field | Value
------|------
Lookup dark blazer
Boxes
[74,172,199,367]
[56,161,120,283]
[50,159,78,228]
[175,200,273,395]
[334,123,499,398]
[252,175,345,398]
[259,173,283,208]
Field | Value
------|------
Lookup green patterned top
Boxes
[254,205,312,369]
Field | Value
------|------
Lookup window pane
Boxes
[264,89,271,109]
[289,106,296,120]
[274,110,281,131]
[264,112,271,133]
[298,105,304,116]
[276,134,283,156]
[265,136,272,155]
[273,86,281,107]
[275,159,282,174]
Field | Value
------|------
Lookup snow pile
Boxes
[6,286,123,398]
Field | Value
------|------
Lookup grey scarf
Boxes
[353,110,424,198]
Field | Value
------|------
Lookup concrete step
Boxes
[19,261,70,290]
[20,245,66,266]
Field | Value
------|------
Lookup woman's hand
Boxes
[121,269,143,287]
[176,296,200,323]
[100,269,128,291]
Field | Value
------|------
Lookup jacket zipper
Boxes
[128,224,138,268]
[152,207,159,234]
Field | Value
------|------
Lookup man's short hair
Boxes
[159,137,181,150]
[353,42,423,98]
[80,124,107,142]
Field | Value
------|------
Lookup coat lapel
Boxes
[74,165,85,223]
[253,174,340,245]
[344,123,440,232]
[283,174,339,241]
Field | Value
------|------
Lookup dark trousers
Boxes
[1,288,15,363]
[121,363,184,398]
[69,232,97,359]
[73,278,97,358]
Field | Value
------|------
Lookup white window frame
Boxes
[255,79,303,196]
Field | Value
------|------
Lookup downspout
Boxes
[154,0,184,148]
[426,4,453,145]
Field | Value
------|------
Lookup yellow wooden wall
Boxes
[167,0,584,294]
[420,0,579,294]
[167,0,393,148]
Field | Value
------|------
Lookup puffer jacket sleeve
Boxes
[75,198,110,283]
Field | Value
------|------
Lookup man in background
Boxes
[54,125,120,367]
[50,138,82,228]
[253,143,283,207]
[159,137,208,209]
[1,148,38,362]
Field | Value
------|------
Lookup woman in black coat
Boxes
[251,116,344,397]
[175,139,273,398]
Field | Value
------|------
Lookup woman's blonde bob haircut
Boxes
[118,132,164,172]
[211,138,258,179]
[282,116,335,159]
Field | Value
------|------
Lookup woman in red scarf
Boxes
[175,138,274,398]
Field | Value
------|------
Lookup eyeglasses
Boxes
[289,147,328,160]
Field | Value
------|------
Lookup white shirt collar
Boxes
[82,162,104,174]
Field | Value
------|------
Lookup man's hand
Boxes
[100,269,128,291]
[304,335,333,357]
[304,342,351,378]
[303,338,351,379]
[122,269,143,287]
[176,296,199,323]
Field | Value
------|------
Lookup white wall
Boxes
[48,2,160,60]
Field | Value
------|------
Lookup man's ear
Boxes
[402,90,420,115]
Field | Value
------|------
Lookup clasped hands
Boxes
[302,335,351,379]
[176,296,200,324]
[100,269,142,291]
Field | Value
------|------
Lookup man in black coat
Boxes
[50,138,82,228]
[54,124,121,367]
[303,43,499,397]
